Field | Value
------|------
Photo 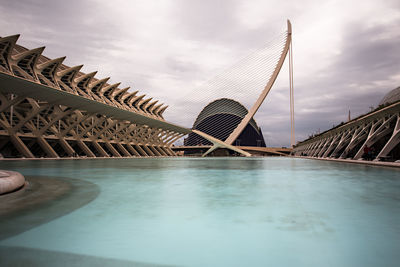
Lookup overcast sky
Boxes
[1,0,399,146]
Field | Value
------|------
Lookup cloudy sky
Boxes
[1,0,399,146]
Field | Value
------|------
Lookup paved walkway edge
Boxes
[294,156,400,169]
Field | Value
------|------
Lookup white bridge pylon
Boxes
[197,20,295,157]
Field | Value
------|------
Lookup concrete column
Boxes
[91,141,109,157]
[167,147,178,156]
[105,142,121,157]
[160,146,172,156]
[340,126,369,158]
[37,136,59,158]
[331,129,353,157]
[134,144,148,156]
[142,145,154,156]
[376,114,400,160]
[58,138,75,157]
[311,140,324,157]
[316,138,331,157]
[116,143,131,157]
[354,116,395,160]
[307,141,319,156]
[153,146,167,156]
[125,144,141,157]
[319,137,336,157]
[322,134,341,158]
[150,146,162,156]
[10,135,35,158]
[77,140,96,157]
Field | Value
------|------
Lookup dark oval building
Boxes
[185,98,266,147]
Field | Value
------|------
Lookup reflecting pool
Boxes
[0,157,399,267]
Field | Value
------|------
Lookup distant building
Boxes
[293,86,400,161]
[185,98,266,147]
[379,86,400,106]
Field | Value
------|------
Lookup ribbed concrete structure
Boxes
[0,34,189,158]
[293,86,400,162]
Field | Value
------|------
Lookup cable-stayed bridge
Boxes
[0,20,294,158]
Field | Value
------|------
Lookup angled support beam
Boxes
[193,130,251,157]
[311,139,326,157]
[354,116,396,160]
[116,143,132,157]
[134,144,148,156]
[149,146,162,156]
[0,93,25,113]
[58,138,75,156]
[330,129,354,157]
[322,134,341,158]
[91,141,109,157]
[159,146,173,156]
[38,108,74,135]
[60,113,91,136]
[340,125,370,158]
[155,146,167,156]
[142,145,155,156]
[104,142,121,157]
[125,144,141,157]
[37,136,59,158]
[10,135,35,158]
[76,140,96,157]
[375,114,400,160]
[165,147,177,156]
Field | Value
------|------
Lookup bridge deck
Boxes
[172,145,291,156]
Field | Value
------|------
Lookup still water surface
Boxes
[0,157,399,266]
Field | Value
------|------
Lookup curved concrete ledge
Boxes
[0,175,100,240]
[0,171,25,195]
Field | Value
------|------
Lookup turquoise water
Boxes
[0,157,400,266]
